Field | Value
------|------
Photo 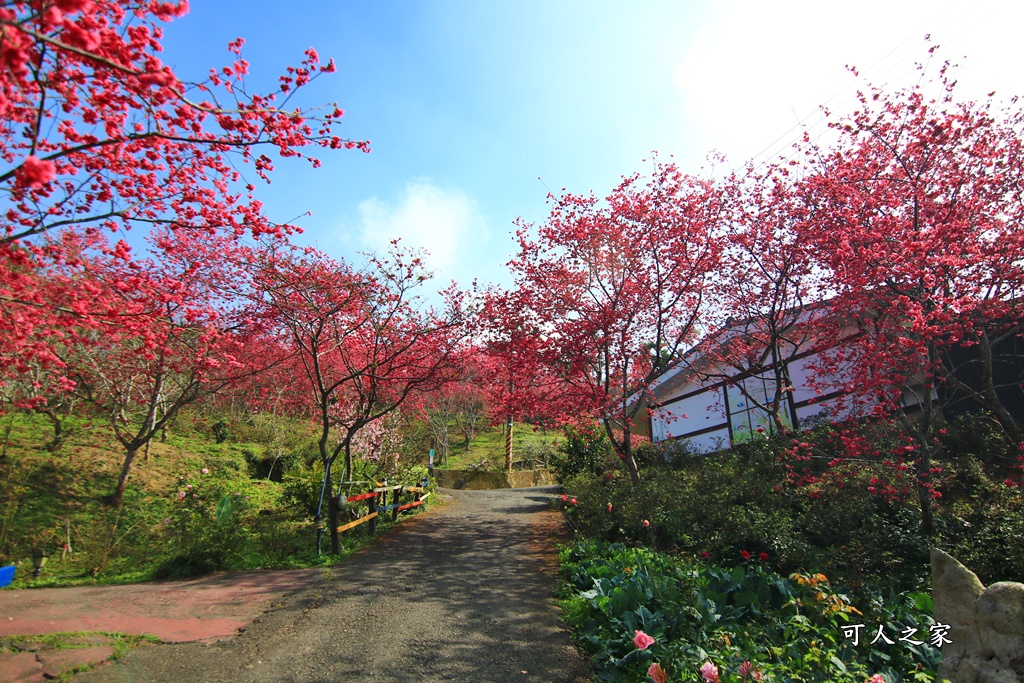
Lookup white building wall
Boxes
[648,344,863,451]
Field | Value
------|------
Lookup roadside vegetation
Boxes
[0,407,435,588]
[552,415,1023,682]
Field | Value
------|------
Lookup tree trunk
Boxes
[42,408,64,452]
[328,491,341,555]
[977,330,1021,440]
[343,438,354,485]
[622,449,641,486]
[618,426,642,485]
[915,452,935,535]
[111,446,138,507]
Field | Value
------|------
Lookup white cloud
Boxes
[672,0,1024,168]
[350,179,487,281]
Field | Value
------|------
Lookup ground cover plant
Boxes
[558,540,941,682]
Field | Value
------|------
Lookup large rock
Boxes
[932,549,1024,682]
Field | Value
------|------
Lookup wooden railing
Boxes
[336,484,431,536]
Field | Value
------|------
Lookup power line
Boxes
[744,0,976,171]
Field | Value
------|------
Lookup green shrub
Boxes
[155,470,253,579]
[940,411,1015,467]
[211,418,231,444]
[550,422,613,483]
[559,421,1024,595]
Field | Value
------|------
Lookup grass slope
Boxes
[433,421,560,471]
[0,409,433,588]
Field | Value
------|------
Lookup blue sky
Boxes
[157,0,1024,300]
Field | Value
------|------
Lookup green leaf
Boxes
[215,495,239,525]
[734,590,760,607]
[909,591,934,613]
[829,655,848,673]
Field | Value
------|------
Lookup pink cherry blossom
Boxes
[16,155,56,188]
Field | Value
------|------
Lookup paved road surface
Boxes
[74,486,592,683]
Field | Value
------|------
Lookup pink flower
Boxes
[642,519,650,528]
[647,662,668,683]
[632,630,655,650]
[607,502,613,512]
[701,551,710,559]
[866,676,886,683]
[570,498,577,505]
[741,550,751,559]
[561,494,567,502]
[739,661,763,679]
[178,491,186,500]
[16,156,56,189]
[700,661,720,682]
[759,552,769,562]
[55,0,94,12]
[201,468,209,474]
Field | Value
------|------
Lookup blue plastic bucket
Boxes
[0,565,14,588]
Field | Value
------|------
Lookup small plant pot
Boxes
[0,565,15,588]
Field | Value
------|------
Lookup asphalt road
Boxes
[74,486,592,683]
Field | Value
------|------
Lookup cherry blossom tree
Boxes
[798,57,1024,532]
[685,163,825,439]
[251,243,465,553]
[510,160,725,483]
[419,359,488,464]
[0,0,367,395]
[65,228,252,505]
[474,286,572,472]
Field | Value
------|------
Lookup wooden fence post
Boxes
[392,487,401,522]
[368,489,378,535]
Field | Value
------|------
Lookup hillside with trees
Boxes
[1,4,1022,680]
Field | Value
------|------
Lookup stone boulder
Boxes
[932,548,1024,682]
